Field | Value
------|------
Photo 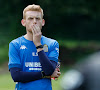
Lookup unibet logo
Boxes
[25,62,42,67]
[25,62,42,71]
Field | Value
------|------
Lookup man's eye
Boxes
[36,18,40,20]
[29,18,33,20]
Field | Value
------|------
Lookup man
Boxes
[8,4,61,90]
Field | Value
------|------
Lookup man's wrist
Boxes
[41,71,45,78]
[43,76,51,78]
[41,71,51,78]
[36,45,43,52]
[37,48,43,52]
[36,45,43,49]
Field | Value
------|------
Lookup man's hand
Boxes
[51,68,61,78]
[31,24,42,46]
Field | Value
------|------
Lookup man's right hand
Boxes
[31,24,42,47]
[51,68,61,78]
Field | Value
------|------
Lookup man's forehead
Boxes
[26,11,42,17]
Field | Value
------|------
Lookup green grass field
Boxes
[0,73,15,90]
[0,66,67,90]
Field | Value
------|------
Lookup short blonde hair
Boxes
[23,4,44,19]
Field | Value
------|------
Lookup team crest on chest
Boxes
[43,44,48,52]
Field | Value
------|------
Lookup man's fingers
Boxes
[55,68,58,71]
[34,24,40,32]
[55,68,60,73]
[33,25,38,34]
[56,73,61,78]
[32,24,41,35]
[35,24,41,32]
[57,68,60,72]
[57,72,61,75]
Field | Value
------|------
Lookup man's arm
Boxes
[32,24,60,76]
[31,24,61,78]
[9,61,60,83]
[10,67,42,83]
[38,50,58,76]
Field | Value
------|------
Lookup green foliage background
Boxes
[0,0,99,40]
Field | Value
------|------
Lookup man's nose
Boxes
[33,18,36,24]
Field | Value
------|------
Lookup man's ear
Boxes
[21,19,26,27]
[42,19,45,26]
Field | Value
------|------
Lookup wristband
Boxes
[41,71,45,78]
[41,71,51,78]
[36,45,43,49]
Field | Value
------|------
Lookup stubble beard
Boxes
[26,28,33,35]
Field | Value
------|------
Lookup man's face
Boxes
[23,11,44,33]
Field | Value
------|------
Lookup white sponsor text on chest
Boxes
[25,62,42,67]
